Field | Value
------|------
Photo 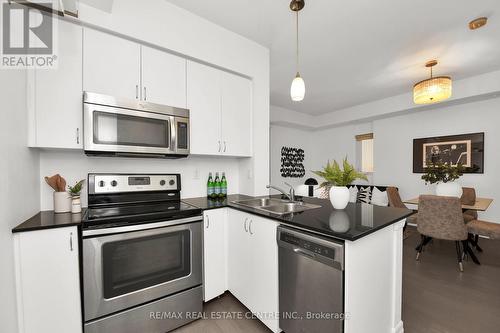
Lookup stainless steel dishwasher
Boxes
[278,226,344,333]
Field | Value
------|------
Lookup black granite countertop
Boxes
[13,194,414,240]
[182,194,254,210]
[183,195,415,241]
[12,210,84,233]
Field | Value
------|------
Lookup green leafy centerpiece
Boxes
[313,157,368,209]
[421,162,464,197]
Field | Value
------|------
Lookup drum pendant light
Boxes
[413,60,452,104]
[290,0,305,102]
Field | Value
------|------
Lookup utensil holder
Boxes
[54,192,71,213]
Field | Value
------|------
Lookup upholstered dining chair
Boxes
[415,195,469,272]
[387,187,417,225]
[461,187,478,223]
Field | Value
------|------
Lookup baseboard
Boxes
[392,321,404,333]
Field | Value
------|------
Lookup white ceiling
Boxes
[165,0,500,115]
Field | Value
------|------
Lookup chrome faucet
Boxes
[267,183,296,202]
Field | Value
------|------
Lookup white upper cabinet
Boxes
[83,28,141,99]
[14,227,82,333]
[203,208,227,301]
[221,72,252,157]
[187,61,253,157]
[28,19,83,149]
[187,61,222,155]
[141,46,187,108]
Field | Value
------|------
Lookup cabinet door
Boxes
[226,209,251,307]
[83,28,140,99]
[247,216,280,332]
[141,46,187,107]
[221,72,252,157]
[186,61,222,155]
[203,208,227,301]
[14,227,81,333]
[29,19,82,149]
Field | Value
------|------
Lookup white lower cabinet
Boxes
[14,227,82,333]
[227,209,280,333]
[203,208,227,301]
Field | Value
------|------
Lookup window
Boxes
[356,133,374,173]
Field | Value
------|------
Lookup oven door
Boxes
[84,103,175,156]
[83,220,202,321]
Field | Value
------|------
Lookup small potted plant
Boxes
[313,157,368,209]
[421,162,464,197]
[68,180,85,214]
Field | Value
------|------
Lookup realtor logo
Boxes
[1,2,57,68]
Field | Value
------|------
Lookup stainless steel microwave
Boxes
[83,92,189,158]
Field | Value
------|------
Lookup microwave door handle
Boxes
[170,117,176,153]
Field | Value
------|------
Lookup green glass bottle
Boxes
[221,172,227,198]
[214,172,221,198]
[207,172,214,198]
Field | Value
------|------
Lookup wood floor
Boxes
[402,227,500,333]
[174,227,500,333]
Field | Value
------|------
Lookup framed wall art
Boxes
[413,132,484,173]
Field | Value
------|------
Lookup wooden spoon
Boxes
[59,175,67,192]
[45,175,59,192]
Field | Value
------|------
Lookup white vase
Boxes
[436,181,463,198]
[329,186,350,210]
[54,192,71,213]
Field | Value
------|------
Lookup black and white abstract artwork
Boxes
[413,132,484,173]
[280,146,305,178]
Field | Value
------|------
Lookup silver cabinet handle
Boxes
[76,128,79,144]
[69,232,73,251]
[244,217,248,232]
[218,141,221,152]
[205,215,210,229]
[249,220,254,235]
[144,86,147,100]
[223,141,227,152]
[135,85,139,99]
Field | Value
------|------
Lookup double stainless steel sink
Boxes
[231,197,321,215]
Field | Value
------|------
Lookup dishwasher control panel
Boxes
[280,231,336,260]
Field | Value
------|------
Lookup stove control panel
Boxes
[89,174,179,194]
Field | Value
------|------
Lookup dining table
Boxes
[403,195,494,265]
[403,196,494,211]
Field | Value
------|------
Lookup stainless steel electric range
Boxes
[82,173,203,333]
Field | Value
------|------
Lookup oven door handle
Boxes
[82,215,203,237]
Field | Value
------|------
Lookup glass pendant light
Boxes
[413,60,452,104]
[290,0,305,102]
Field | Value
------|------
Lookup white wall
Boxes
[373,97,500,222]
[0,71,40,333]
[39,151,240,209]
[311,123,372,173]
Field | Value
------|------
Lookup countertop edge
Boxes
[225,203,414,241]
[12,210,84,234]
